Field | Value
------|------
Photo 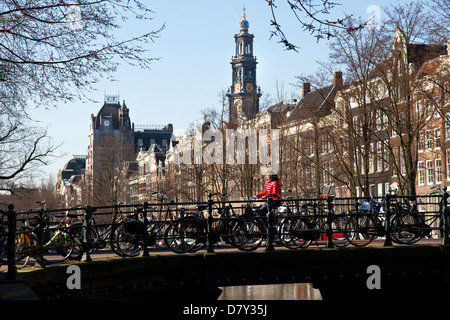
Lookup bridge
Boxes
[4,241,450,301]
[2,192,450,301]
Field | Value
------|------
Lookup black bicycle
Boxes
[277,197,350,248]
[344,198,425,246]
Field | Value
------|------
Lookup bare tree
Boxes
[0,107,57,190]
[91,134,136,205]
[0,1,163,189]
[0,0,164,110]
[265,0,364,51]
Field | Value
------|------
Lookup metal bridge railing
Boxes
[2,189,450,280]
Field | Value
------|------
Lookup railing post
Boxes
[142,202,150,257]
[383,193,393,247]
[442,186,449,245]
[82,205,95,262]
[206,193,215,253]
[36,209,46,268]
[6,204,17,280]
[326,195,334,249]
[266,197,275,251]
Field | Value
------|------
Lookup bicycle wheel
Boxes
[67,224,97,261]
[115,222,143,257]
[345,214,376,247]
[330,217,350,247]
[231,218,263,251]
[41,229,75,264]
[390,213,423,244]
[108,223,122,255]
[278,217,311,249]
[164,219,200,253]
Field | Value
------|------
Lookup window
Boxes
[383,140,389,171]
[369,184,375,197]
[400,147,406,175]
[434,96,440,118]
[418,161,424,185]
[353,116,359,134]
[447,150,450,180]
[418,131,424,151]
[426,160,433,185]
[425,100,432,120]
[392,147,399,177]
[435,159,442,184]
[378,183,384,197]
[377,141,382,172]
[399,112,405,127]
[446,113,450,139]
[369,143,374,173]
[445,82,450,104]
[434,128,441,148]
[416,101,422,119]
[425,130,432,150]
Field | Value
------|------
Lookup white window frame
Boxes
[435,158,442,184]
[426,160,433,185]
[418,161,424,185]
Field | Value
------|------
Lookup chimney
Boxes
[302,82,311,98]
[334,71,343,89]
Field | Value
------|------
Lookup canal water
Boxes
[218,283,322,300]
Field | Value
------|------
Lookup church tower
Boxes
[227,9,261,124]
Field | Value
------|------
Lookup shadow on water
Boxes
[218,283,322,300]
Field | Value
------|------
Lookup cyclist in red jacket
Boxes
[255,173,282,200]
[253,173,282,215]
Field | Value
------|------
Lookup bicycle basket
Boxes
[359,200,381,213]
[372,201,381,213]
[360,200,370,211]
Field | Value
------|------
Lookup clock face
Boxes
[246,83,253,92]
[103,120,110,127]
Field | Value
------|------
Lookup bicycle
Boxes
[67,202,126,259]
[114,192,193,256]
[181,192,242,252]
[420,186,445,238]
[277,195,350,248]
[344,199,383,247]
[0,208,29,268]
[14,202,77,266]
[344,196,425,246]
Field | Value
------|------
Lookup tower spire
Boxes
[227,9,261,124]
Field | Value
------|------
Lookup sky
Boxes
[28,0,410,181]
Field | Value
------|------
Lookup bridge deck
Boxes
[7,240,450,301]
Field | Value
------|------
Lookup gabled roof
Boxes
[285,84,337,124]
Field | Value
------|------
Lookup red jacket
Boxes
[256,178,282,200]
